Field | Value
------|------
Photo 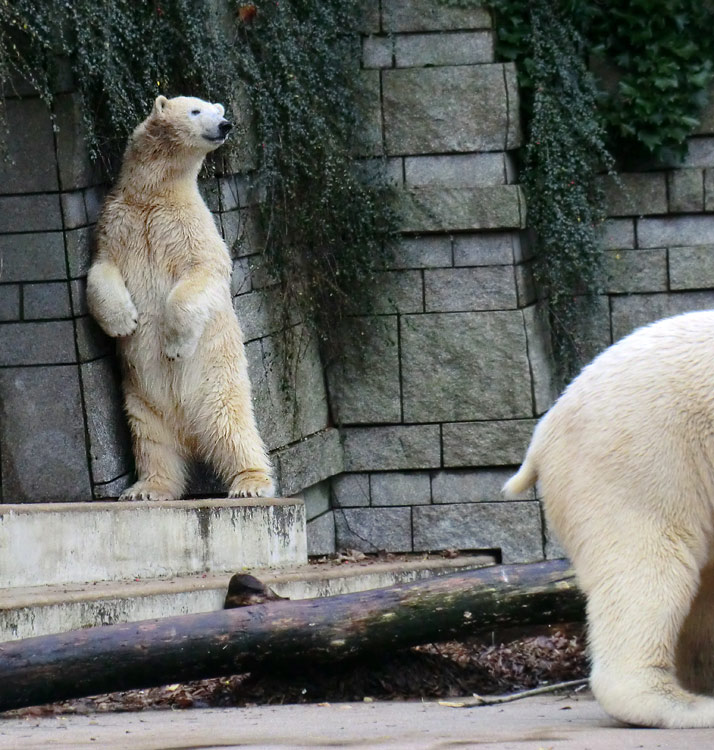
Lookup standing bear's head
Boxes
[131,95,233,158]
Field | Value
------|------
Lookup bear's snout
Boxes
[218,120,232,138]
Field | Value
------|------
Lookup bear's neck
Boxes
[117,142,205,203]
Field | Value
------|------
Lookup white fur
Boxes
[504,310,714,728]
[87,95,274,501]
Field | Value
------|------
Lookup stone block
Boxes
[442,419,537,466]
[301,481,331,521]
[54,94,102,191]
[233,287,283,342]
[413,502,543,563]
[60,191,88,229]
[370,471,431,506]
[424,267,518,312]
[432,468,534,504]
[75,316,113,362]
[395,30,493,67]
[23,282,72,320]
[274,428,344,497]
[307,512,336,556]
[363,35,394,68]
[327,316,401,424]
[611,291,714,342]
[222,207,264,256]
[342,425,441,472]
[600,219,635,250]
[637,215,714,248]
[80,357,132,485]
[544,514,567,560]
[355,70,384,157]
[357,0,380,33]
[387,236,452,269]
[683,137,714,167]
[0,194,63,233]
[599,172,667,217]
[401,311,532,422]
[405,152,507,188]
[454,232,516,266]
[382,0,491,32]
[515,262,536,307]
[668,168,704,213]
[360,271,424,314]
[383,65,511,154]
[231,257,252,296]
[504,64,523,149]
[0,285,20,321]
[706,169,714,212]
[249,327,329,451]
[93,473,132,499]
[332,473,371,507]
[335,507,412,552]
[522,303,558,414]
[66,226,93,278]
[0,98,58,194]
[604,249,668,294]
[70,279,88,316]
[670,246,714,290]
[399,186,525,232]
[0,232,66,282]
[0,321,75,366]
[569,295,612,366]
[0,365,92,501]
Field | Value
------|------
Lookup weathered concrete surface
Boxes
[1,693,711,749]
[0,499,307,588]
[0,555,494,642]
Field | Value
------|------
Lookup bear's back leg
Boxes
[120,389,187,501]
[186,345,274,499]
[677,559,714,695]
[579,511,714,727]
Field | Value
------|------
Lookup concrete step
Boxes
[0,554,495,641]
[0,498,306,587]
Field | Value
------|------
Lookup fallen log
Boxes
[0,559,583,712]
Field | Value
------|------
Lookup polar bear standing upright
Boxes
[87,95,274,501]
[505,310,714,727]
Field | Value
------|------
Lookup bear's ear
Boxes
[152,95,169,116]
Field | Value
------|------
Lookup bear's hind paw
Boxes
[229,471,275,499]
[119,481,178,502]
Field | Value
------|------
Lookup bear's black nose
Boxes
[219,120,233,137]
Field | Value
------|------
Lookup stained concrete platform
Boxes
[0,554,495,641]
[2,692,712,749]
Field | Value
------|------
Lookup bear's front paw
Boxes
[162,329,200,360]
[103,304,139,338]
[229,470,275,499]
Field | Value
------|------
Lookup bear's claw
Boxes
[228,471,275,498]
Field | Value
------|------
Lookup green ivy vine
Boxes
[0,0,397,360]
[443,0,714,380]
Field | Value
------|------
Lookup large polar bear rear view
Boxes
[87,95,274,501]
[504,310,714,727]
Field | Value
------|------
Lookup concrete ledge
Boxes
[0,499,307,588]
[0,555,495,641]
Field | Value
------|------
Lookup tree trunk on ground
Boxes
[0,559,584,712]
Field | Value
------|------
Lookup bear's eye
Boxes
[191,109,201,115]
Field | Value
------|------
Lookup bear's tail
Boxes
[502,454,538,498]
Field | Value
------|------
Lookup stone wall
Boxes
[3,1,714,564]
[322,0,550,564]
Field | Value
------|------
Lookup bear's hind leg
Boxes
[584,528,714,728]
[120,391,186,501]
[677,560,714,695]
[192,368,274,499]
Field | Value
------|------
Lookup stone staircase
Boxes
[0,499,494,642]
